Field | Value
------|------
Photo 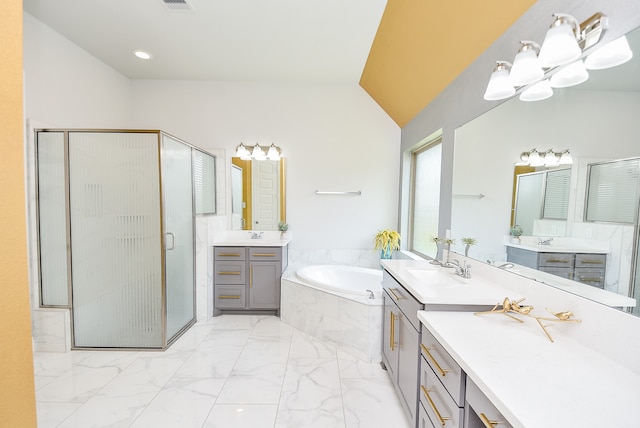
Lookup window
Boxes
[586,157,640,224]
[193,149,217,215]
[409,139,442,258]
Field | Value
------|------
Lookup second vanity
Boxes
[381,258,640,428]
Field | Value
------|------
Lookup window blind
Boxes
[586,158,639,224]
[193,149,216,215]
[543,168,570,220]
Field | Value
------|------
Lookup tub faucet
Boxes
[538,237,553,245]
[444,259,472,279]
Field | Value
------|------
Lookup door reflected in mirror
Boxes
[231,157,286,231]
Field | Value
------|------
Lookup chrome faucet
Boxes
[537,237,553,245]
[497,262,514,270]
[444,259,472,279]
[250,231,264,240]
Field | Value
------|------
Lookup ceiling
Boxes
[23,0,387,83]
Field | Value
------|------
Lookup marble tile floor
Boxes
[34,315,412,428]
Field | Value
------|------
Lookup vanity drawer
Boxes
[214,285,246,309]
[214,247,246,260]
[421,328,465,405]
[214,261,246,284]
[418,402,436,428]
[574,268,605,288]
[538,252,574,267]
[420,356,464,428]
[464,378,512,428]
[383,271,422,330]
[249,247,281,261]
[538,266,572,279]
[575,253,606,268]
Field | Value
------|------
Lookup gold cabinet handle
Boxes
[421,385,451,426]
[420,344,451,377]
[218,295,241,299]
[479,413,503,428]
[250,265,253,288]
[388,287,403,301]
[580,259,604,265]
[218,253,241,257]
[253,253,276,257]
[545,259,570,263]
[390,312,398,351]
[577,277,603,283]
[218,271,241,275]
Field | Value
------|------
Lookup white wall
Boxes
[129,80,401,251]
[23,13,131,128]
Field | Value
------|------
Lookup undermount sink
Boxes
[407,268,467,287]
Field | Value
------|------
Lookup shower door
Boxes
[69,132,164,348]
[161,134,195,342]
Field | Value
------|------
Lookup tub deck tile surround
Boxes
[34,315,411,428]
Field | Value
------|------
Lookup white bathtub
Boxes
[281,265,383,362]
[295,265,383,299]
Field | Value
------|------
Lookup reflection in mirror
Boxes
[451,26,640,313]
[231,158,286,231]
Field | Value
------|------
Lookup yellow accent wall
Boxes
[360,0,535,127]
[0,1,38,426]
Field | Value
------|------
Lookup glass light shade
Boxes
[266,144,280,160]
[543,150,559,166]
[484,66,515,101]
[235,143,251,159]
[550,60,589,88]
[559,151,573,165]
[538,21,582,68]
[520,152,530,162]
[584,35,634,70]
[510,48,544,86]
[528,150,543,166]
[519,79,553,102]
[251,144,266,160]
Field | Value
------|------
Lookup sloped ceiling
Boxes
[360,0,535,127]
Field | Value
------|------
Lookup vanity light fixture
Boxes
[510,41,544,86]
[549,60,589,88]
[484,12,618,103]
[519,148,572,166]
[584,35,634,70]
[235,143,282,160]
[483,61,515,101]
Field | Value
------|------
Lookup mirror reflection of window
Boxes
[586,157,640,224]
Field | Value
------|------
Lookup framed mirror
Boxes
[451,26,640,312]
[231,157,286,231]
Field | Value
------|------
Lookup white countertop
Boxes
[504,242,609,254]
[212,239,290,247]
[418,310,640,428]
[380,259,512,306]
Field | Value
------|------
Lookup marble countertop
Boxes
[418,310,640,428]
[380,259,511,307]
[212,239,290,247]
[504,242,609,254]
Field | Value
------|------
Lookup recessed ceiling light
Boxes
[133,50,153,60]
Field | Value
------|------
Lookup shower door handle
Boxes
[165,232,175,250]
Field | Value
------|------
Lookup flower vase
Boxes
[464,245,471,257]
[430,243,442,264]
[380,247,393,260]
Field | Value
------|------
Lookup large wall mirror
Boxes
[231,157,286,231]
[451,26,640,315]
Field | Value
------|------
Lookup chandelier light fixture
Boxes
[235,143,282,161]
[484,12,633,102]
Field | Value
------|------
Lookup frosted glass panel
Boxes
[514,173,544,236]
[411,142,442,257]
[69,132,163,348]
[37,131,69,306]
[193,149,216,214]
[162,135,195,340]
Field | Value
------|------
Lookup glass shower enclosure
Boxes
[35,129,203,349]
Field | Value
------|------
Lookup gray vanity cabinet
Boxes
[382,270,423,426]
[214,245,288,314]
